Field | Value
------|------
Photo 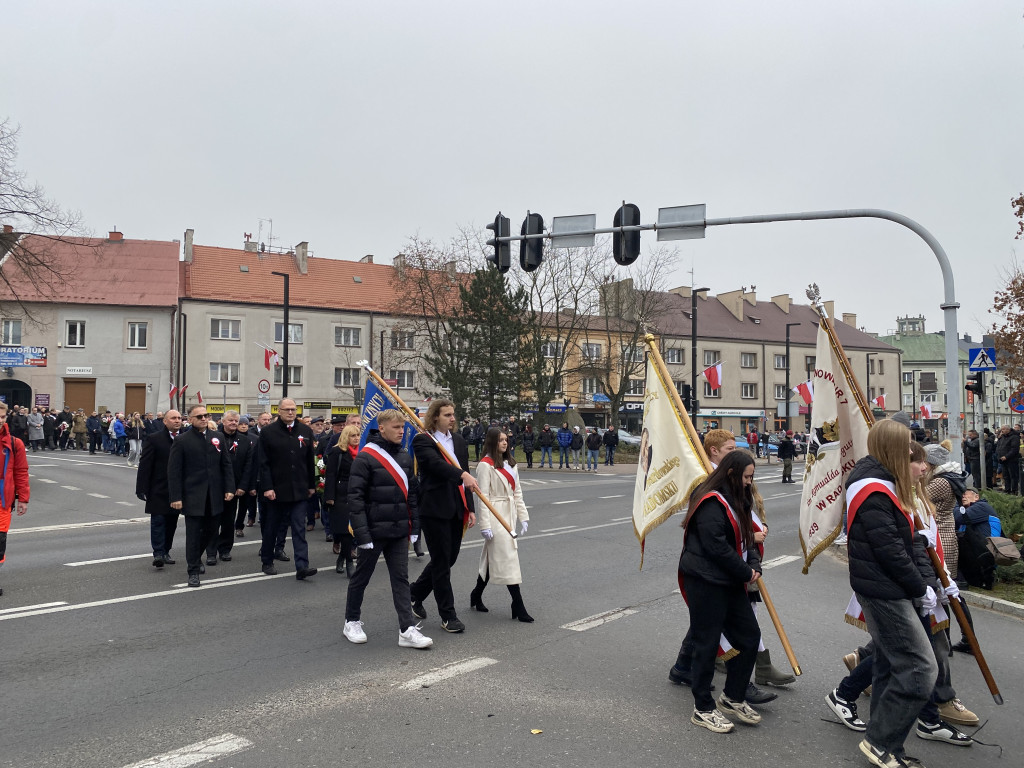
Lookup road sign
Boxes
[258,379,271,394]
[968,347,997,371]
[1010,392,1024,413]
[257,395,270,406]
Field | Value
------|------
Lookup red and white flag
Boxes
[872,393,886,409]
[264,347,281,371]
[168,384,178,400]
[702,363,722,391]
[920,403,932,419]
[793,380,814,405]
[179,384,189,400]
[196,390,203,404]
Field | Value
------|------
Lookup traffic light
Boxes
[680,383,692,412]
[613,203,641,265]
[485,213,511,273]
[519,212,544,272]
[965,372,985,401]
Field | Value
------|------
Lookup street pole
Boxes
[785,322,800,431]
[271,271,290,398]
[691,287,709,423]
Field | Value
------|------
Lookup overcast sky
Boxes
[6,1,1023,338]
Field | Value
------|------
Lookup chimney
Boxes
[393,253,407,278]
[294,241,309,274]
[107,229,124,242]
[183,228,194,263]
[445,260,456,280]
[359,254,374,264]
[742,288,757,306]
[669,285,692,299]
[823,300,835,320]
[842,312,857,327]
[717,289,745,322]
[2,225,12,234]
[770,294,791,313]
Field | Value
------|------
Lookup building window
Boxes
[582,377,602,395]
[675,381,689,397]
[902,393,913,407]
[274,322,303,344]
[0,319,21,345]
[127,322,148,349]
[773,354,788,369]
[626,378,645,396]
[902,371,914,384]
[740,352,757,369]
[390,369,415,388]
[65,321,84,348]
[868,358,875,375]
[664,348,684,364]
[335,367,360,387]
[703,381,721,398]
[274,365,303,385]
[774,384,788,400]
[878,359,885,375]
[805,355,816,370]
[335,327,361,347]
[391,331,415,350]
[868,386,876,400]
[741,383,757,399]
[211,319,240,340]
[582,343,602,361]
[210,363,240,383]
[621,345,644,363]
[703,350,720,366]
[541,341,562,358]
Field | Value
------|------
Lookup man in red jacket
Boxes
[0,401,31,597]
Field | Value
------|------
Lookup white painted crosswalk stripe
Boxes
[561,608,637,632]
[119,732,254,768]
[552,499,580,505]
[399,657,498,691]
[761,554,801,569]
[88,493,109,498]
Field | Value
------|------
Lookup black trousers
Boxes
[410,515,464,621]
[684,573,760,712]
[185,507,216,576]
[345,536,416,631]
[1002,459,1019,494]
[260,499,309,570]
[208,495,241,558]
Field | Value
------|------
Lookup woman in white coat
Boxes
[470,427,533,622]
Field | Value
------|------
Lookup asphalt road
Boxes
[2,451,1021,768]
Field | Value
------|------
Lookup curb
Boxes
[827,544,1024,621]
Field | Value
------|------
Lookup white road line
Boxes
[65,539,263,566]
[120,732,254,768]
[88,493,110,498]
[61,485,81,490]
[27,463,57,468]
[399,657,498,691]
[12,518,147,535]
[552,500,579,505]
[561,608,637,632]
[34,478,57,483]
[599,494,624,499]
[610,516,631,521]
[171,571,272,588]
[531,479,549,484]
[761,554,801,570]
[0,601,67,616]
[115,501,136,506]
[540,525,577,533]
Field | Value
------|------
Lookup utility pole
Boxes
[271,271,290,397]
[691,288,709,422]
[785,322,801,430]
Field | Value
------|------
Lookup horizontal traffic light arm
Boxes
[488,221,685,245]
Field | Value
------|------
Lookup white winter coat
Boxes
[476,460,530,585]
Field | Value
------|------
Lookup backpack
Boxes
[986,536,1022,567]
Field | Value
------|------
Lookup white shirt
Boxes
[433,430,455,460]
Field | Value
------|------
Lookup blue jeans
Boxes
[858,594,937,757]
[604,446,615,465]
[586,449,599,469]
[540,446,553,466]
[558,446,570,467]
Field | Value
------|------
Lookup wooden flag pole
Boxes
[808,296,1001,704]
[642,334,802,676]
[357,362,516,539]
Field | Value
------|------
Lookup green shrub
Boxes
[979,490,1024,536]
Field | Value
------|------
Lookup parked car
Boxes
[766,433,807,456]
[598,428,642,446]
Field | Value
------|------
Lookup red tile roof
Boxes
[0,235,180,307]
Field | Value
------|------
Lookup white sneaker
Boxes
[691,708,734,733]
[399,623,433,649]
[343,620,367,644]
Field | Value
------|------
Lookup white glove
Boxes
[945,581,960,600]
[410,534,419,544]
[920,585,937,612]
[480,528,493,541]
[358,542,373,550]
[519,521,528,535]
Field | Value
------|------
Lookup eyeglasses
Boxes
[193,414,210,419]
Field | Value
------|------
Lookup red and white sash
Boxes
[361,443,408,499]
[845,478,912,535]
[479,456,516,491]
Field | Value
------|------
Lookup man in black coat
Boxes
[995,425,1020,495]
[205,410,255,565]
[135,410,183,569]
[168,404,234,587]
[258,399,317,580]
[409,399,478,633]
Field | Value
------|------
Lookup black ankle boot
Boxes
[510,597,534,623]
[470,575,489,612]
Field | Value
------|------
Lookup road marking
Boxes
[599,495,624,499]
[0,601,68,616]
[12,518,147,535]
[399,657,498,691]
[65,539,263,566]
[88,492,110,498]
[761,554,801,570]
[610,516,631,521]
[120,732,254,768]
[531,479,549,484]
[540,525,577,533]
[561,608,637,632]
[552,500,579,505]
[61,485,82,490]
[34,477,57,483]
[115,501,136,506]
[171,571,273,588]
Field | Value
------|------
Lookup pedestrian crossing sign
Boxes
[968,347,996,371]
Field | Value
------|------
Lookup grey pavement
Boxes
[1,453,1020,768]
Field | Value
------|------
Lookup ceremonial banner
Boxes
[632,356,708,568]
[799,320,872,573]
[359,378,416,453]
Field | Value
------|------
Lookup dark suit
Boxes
[135,429,180,558]
[258,419,316,570]
[168,428,234,576]
[409,431,475,621]
[207,427,255,559]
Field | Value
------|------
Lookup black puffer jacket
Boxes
[348,436,420,545]
[846,456,927,600]
[679,494,761,586]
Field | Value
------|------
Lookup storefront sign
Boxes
[65,366,93,375]
[35,394,50,408]
[206,403,242,415]
[303,401,333,410]
[0,346,47,367]
[697,408,767,418]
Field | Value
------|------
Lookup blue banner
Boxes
[359,378,417,453]
[0,346,47,367]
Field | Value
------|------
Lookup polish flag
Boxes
[702,363,722,391]
[179,384,189,400]
[920,403,932,419]
[168,384,178,400]
[872,394,886,409]
[196,390,203,404]
[793,380,814,405]
[264,347,281,371]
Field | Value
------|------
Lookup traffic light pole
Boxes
[977,397,987,491]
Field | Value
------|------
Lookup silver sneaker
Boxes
[399,623,433,649]
[716,694,761,725]
[691,708,734,733]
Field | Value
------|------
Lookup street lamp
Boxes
[690,287,710,422]
[271,271,290,397]
[785,322,801,430]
